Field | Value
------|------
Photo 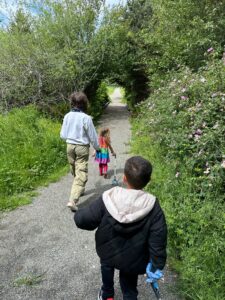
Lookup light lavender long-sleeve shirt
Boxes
[60,111,99,150]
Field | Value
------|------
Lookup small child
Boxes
[95,128,116,178]
[74,156,167,300]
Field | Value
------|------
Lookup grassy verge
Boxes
[0,106,68,211]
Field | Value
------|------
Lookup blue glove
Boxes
[146,262,163,283]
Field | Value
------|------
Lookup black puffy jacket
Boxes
[74,187,167,274]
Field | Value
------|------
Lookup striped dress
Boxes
[95,136,110,164]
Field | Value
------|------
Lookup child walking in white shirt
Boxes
[60,91,100,211]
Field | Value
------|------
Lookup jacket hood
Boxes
[102,186,156,224]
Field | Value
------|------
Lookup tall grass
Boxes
[0,106,67,210]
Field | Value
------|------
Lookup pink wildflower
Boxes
[181,95,188,100]
[193,129,202,141]
[195,129,202,135]
[207,47,214,53]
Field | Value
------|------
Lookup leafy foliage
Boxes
[1,0,225,298]
[0,106,67,210]
[125,1,225,298]
[132,59,225,299]
[0,0,107,112]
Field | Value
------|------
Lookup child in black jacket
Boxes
[74,156,167,300]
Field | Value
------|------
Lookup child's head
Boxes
[124,156,152,189]
[99,127,110,138]
[69,91,89,113]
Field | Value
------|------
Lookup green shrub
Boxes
[131,59,225,299]
[0,106,67,210]
[88,81,110,120]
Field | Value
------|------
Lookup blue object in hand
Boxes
[146,262,163,283]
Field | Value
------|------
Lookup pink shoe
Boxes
[98,289,114,300]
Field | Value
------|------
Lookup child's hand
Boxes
[112,152,116,157]
[92,151,96,157]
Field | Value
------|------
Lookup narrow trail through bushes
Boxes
[0,89,181,300]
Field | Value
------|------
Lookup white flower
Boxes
[203,168,210,175]
[211,93,218,98]
[200,77,206,83]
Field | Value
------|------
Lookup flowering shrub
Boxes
[132,58,225,299]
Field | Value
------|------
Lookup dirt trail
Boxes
[0,88,180,300]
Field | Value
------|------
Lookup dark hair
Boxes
[124,156,152,189]
[69,91,89,113]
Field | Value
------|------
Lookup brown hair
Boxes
[99,127,110,144]
[69,91,89,113]
[124,156,152,189]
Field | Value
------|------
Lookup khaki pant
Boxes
[67,144,89,203]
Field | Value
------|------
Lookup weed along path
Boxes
[0,88,181,300]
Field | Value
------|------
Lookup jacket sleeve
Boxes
[148,201,167,271]
[84,117,100,150]
[60,115,68,140]
[74,197,105,230]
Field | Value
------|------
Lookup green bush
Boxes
[0,106,67,210]
[131,59,225,299]
[88,81,110,120]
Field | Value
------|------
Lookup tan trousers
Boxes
[66,144,89,203]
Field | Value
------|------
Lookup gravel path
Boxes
[0,89,181,300]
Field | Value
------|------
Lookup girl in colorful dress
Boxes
[95,128,116,178]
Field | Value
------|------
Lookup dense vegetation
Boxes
[0,0,109,113]
[0,0,225,298]
[123,1,225,299]
[0,106,67,210]
[0,0,109,210]
[132,60,225,300]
